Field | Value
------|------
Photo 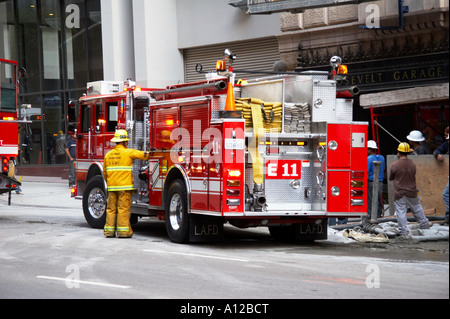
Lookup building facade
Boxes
[275,0,449,154]
[1,0,448,167]
[1,0,103,165]
[1,0,280,166]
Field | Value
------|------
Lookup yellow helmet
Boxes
[111,129,130,143]
[397,142,411,153]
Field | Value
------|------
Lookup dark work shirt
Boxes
[389,158,417,200]
[414,144,431,155]
[434,141,449,157]
[66,138,77,160]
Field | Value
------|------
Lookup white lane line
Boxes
[143,249,250,262]
[37,276,131,289]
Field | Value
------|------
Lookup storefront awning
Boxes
[360,83,449,109]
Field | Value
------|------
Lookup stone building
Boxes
[273,0,449,153]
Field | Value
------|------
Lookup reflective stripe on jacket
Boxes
[103,144,149,191]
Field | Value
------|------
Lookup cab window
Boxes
[107,102,118,132]
[80,104,91,133]
[95,103,103,131]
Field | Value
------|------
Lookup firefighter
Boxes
[103,129,150,238]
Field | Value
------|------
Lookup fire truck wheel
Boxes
[83,175,107,229]
[165,180,189,243]
[268,225,295,242]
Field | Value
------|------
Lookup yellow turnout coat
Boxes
[103,144,149,191]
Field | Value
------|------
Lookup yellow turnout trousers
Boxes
[104,191,133,238]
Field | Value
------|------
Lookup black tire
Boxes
[165,180,189,243]
[130,214,138,225]
[269,225,295,242]
[83,175,107,229]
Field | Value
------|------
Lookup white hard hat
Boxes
[407,130,425,142]
[367,140,378,149]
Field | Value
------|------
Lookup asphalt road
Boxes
[0,178,448,301]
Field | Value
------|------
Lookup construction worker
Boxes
[389,142,432,238]
[406,130,431,155]
[103,129,150,238]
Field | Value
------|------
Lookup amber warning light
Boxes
[338,64,348,75]
[330,56,348,80]
[216,60,227,72]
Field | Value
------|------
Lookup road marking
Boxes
[302,275,366,286]
[37,276,131,289]
[143,249,250,262]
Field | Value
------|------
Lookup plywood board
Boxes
[387,155,449,216]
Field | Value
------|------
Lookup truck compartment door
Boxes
[148,158,163,208]
[78,103,93,159]
[326,123,367,215]
[0,121,18,157]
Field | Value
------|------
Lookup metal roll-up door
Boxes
[184,37,280,83]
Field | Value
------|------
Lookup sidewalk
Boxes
[1,176,79,210]
[19,175,68,184]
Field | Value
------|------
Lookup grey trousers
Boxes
[394,196,429,235]
[68,160,76,186]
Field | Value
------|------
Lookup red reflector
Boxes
[351,171,364,178]
[227,189,241,197]
[351,190,364,197]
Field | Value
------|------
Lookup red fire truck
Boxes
[72,52,367,243]
[0,58,21,197]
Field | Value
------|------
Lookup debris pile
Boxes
[329,220,449,244]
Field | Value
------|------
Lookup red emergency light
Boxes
[2,157,9,172]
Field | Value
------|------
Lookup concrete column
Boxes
[101,0,135,81]
[132,0,184,88]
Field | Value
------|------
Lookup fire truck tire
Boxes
[83,175,107,229]
[165,179,189,243]
[268,225,295,242]
[269,225,316,243]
